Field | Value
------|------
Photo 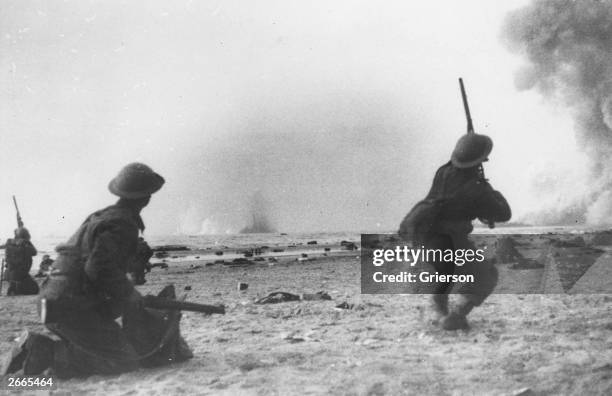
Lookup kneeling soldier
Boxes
[2,163,192,378]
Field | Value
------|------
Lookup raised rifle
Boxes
[458,78,495,229]
[13,195,24,228]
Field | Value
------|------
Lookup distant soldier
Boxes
[35,255,54,278]
[128,237,154,285]
[400,133,511,330]
[1,227,39,295]
[2,163,192,378]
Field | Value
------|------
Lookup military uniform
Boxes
[128,238,154,285]
[35,255,54,278]
[2,163,192,378]
[4,230,39,296]
[400,133,511,330]
[420,161,510,300]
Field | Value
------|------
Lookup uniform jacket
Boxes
[4,238,37,278]
[44,201,143,304]
[401,161,511,247]
[425,161,511,243]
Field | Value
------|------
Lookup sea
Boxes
[23,225,607,259]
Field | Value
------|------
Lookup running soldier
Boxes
[400,133,511,330]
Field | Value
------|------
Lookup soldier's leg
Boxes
[424,234,456,319]
[0,331,55,376]
[123,285,193,367]
[442,239,499,330]
[44,304,139,378]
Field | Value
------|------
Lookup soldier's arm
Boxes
[26,242,37,256]
[474,183,511,222]
[84,221,136,301]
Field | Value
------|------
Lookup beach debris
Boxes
[150,262,169,269]
[301,291,332,301]
[152,245,190,252]
[549,236,586,248]
[238,282,249,291]
[255,292,301,304]
[225,258,255,267]
[215,251,224,256]
[324,247,331,252]
[272,248,284,253]
[205,262,215,267]
[335,301,355,310]
[341,241,358,250]
[255,291,332,304]
[297,253,314,262]
[307,240,318,245]
[280,331,305,343]
[154,251,168,259]
[184,285,192,291]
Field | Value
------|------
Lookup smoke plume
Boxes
[503,0,612,225]
[240,191,276,234]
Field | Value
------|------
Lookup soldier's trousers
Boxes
[39,287,192,378]
[6,274,39,296]
[424,233,498,306]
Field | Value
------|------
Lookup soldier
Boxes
[1,227,38,295]
[35,255,54,278]
[128,237,154,285]
[1,163,192,378]
[400,133,511,330]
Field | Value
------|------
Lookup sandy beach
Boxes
[2,233,612,395]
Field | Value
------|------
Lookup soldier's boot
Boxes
[0,331,55,376]
[429,294,449,323]
[441,295,475,331]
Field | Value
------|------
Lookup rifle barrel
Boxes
[458,78,474,134]
[12,195,23,228]
[143,295,225,314]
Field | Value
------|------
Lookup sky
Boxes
[0,0,586,237]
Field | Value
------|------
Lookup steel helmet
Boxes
[108,163,165,199]
[451,133,493,168]
[14,227,31,240]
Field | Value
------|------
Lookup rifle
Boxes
[458,78,495,229]
[40,296,225,323]
[0,258,4,295]
[143,295,225,314]
[12,195,24,228]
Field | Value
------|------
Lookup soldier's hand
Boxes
[126,289,144,311]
